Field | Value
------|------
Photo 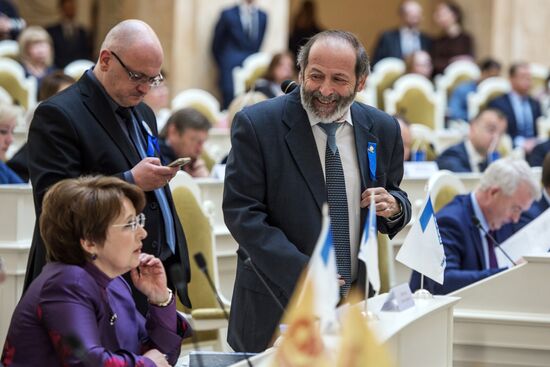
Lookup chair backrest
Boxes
[410,123,439,160]
[427,170,467,213]
[365,57,405,110]
[0,40,19,59]
[529,63,549,96]
[0,57,37,110]
[63,59,94,80]
[233,52,272,98]
[435,60,480,104]
[0,85,13,105]
[170,172,219,312]
[171,88,222,126]
[384,74,445,131]
[467,76,510,120]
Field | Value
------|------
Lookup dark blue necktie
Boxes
[318,122,351,297]
[521,99,534,137]
[117,107,176,254]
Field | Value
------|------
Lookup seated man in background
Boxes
[437,108,507,173]
[410,158,540,295]
[160,107,212,177]
[447,58,501,122]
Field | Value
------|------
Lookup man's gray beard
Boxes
[300,85,356,122]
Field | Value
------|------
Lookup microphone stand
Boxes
[471,215,517,266]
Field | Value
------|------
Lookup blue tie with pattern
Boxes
[318,122,351,297]
[117,107,176,254]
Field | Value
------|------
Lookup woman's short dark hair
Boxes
[40,176,146,265]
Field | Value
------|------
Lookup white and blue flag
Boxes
[396,194,446,284]
[358,193,380,294]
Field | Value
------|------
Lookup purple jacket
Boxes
[2,262,190,366]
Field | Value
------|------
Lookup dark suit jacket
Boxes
[410,194,511,294]
[223,89,411,352]
[46,23,92,68]
[488,93,542,142]
[25,72,191,308]
[211,5,267,108]
[436,141,473,172]
[372,28,432,65]
[528,139,550,167]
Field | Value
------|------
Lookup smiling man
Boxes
[25,20,191,314]
[410,157,540,295]
[223,30,411,352]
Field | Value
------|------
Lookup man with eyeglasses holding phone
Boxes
[25,19,192,314]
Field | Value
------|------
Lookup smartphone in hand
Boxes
[167,157,191,168]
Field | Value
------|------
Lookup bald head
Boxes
[101,19,163,57]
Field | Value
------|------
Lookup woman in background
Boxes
[2,176,191,366]
[18,26,56,90]
[253,51,295,98]
[0,103,23,184]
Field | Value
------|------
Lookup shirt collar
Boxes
[83,261,114,289]
[307,107,353,127]
[470,192,490,233]
[465,139,484,165]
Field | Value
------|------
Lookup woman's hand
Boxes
[130,253,170,304]
[143,348,171,367]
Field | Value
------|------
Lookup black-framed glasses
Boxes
[110,50,164,87]
[112,213,146,231]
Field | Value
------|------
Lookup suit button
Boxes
[150,202,158,210]
[152,241,158,248]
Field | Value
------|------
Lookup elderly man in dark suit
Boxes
[25,19,191,312]
[488,62,542,154]
[223,30,411,352]
[410,158,539,295]
[372,0,431,65]
[212,0,268,109]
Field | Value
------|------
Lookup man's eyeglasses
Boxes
[112,213,146,231]
[110,51,164,87]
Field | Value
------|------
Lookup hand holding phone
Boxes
[167,157,191,168]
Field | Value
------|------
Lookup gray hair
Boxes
[296,30,370,80]
[478,157,541,200]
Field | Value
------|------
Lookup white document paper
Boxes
[497,208,550,266]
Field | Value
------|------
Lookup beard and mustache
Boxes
[300,82,358,122]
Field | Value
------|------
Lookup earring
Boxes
[91,253,98,260]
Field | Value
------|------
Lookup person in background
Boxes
[0,102,23,184]
[437,108,508,173]
[0,0,25,40]
[160,108,212,178]
[46,0,93,68]
[143,70,171,132]
[448,58,501,122]
[396,115,412,161]
[404,50,433,79]
[372,0,431,65]
[253,51,295,98]
[515,152,550,231]
[431,1,474,76]
[288,0,323,60]
[7,71,75,182]
[488,62,542,154]
[410,158,540,294]
[1,176,191,366]
[212,0,268,109]
[18,26,57,91]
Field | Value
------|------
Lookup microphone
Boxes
[236,247,285,313]
[193,253,253,366]
[170,265,204,367]
[281,79,298,94]
[471,215,517,266]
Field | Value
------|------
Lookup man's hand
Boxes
[361,187,401,218]
[131,157,179,191]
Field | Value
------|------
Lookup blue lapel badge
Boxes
[367,142,377,182]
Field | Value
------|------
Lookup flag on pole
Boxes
[302,205,340,329]
[358,192,380,294]
[396,193,446,284]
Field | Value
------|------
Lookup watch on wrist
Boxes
[150,288,173,307]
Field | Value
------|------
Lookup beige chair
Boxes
[364,57,405,110]
[0,40,19,59]
[435,60,480,107]
[0,57,37,110]
[63,59,94,80]
[171,88,222,126]
[427,170,467,213]
[384,74,445,131]
[232,51,272,98]
[170,171,229,349]
[467,76,510,120]
[529,63,549,96]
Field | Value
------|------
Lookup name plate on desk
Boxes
[381,283,415,311]
[404,161,439,178]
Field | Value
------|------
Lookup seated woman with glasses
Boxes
[1,176,191,367]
